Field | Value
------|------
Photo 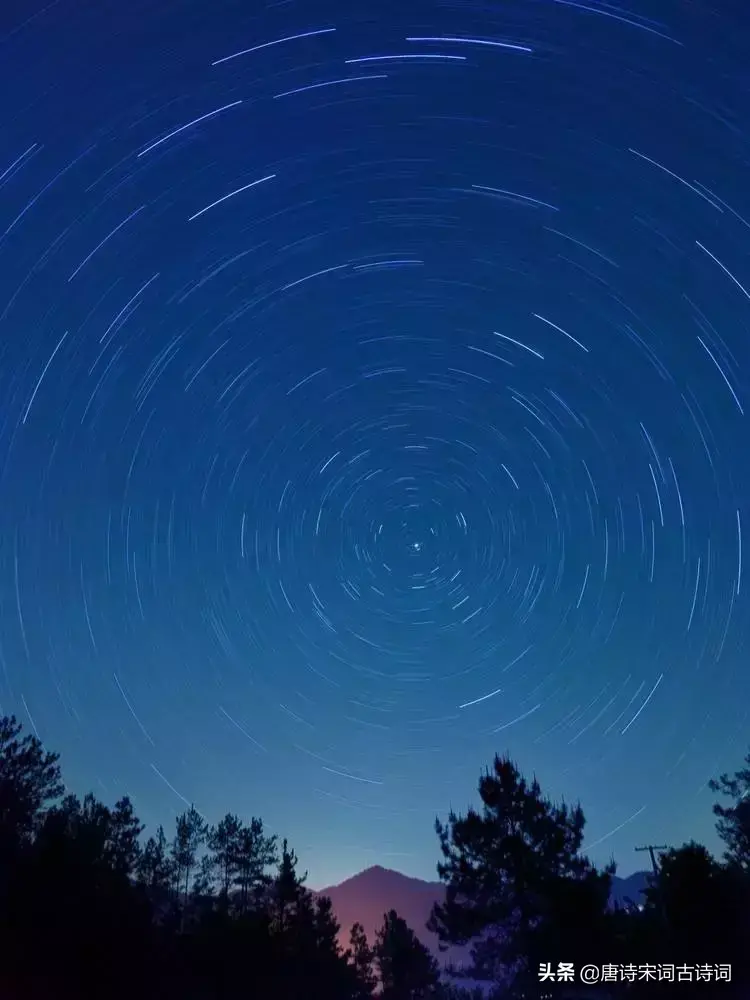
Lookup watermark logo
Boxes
[538,962,732,983]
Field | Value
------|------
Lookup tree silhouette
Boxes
[375,908,440,999]
[306,894,356,999]
[314,893,343,954]
[649,843,726,949]
[428,754,612,992]
[172,805,208,911]
[627,841,748,995]
[349,920,377,998]
[106,795,144,878]
[235,815,277,914]
[0,714,63,847]
[272,836,307,934]
[38,792,114,872]
[8,787,154,1000]
[2,711,748,1000]
[193,849,218,901]
[138,823,175,894]
[709,749,750,873]
[207,812,243,906]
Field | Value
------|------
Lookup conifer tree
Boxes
[106,795,144,878]
[234,815,278,913]
[171,805,207,909]
[272,837,307,934]
[427,754,612,990]
[349,921,377,998]
[375,909,440,1000]
[138,824,175,894]
[312,895,356,1000]
[46,792,112,868]
[207,812,243,905]
[709,750,750,872]
[0,714,64,847]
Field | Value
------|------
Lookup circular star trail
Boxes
[1,0,748,885]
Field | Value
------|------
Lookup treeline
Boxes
[0,714,749,999]
[428,755,750,998]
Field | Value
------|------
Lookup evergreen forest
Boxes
[1,713,748,999]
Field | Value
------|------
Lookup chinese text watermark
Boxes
[538,962,732,984]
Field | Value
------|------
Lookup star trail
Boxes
[1,0,748,889]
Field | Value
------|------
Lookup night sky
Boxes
[1,0,748,890]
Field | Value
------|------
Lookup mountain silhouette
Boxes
[317,865,651,966]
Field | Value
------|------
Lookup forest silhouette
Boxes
[1,713,748,999]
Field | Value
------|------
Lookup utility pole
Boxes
[635,845,670,933]
[635,844,668,877]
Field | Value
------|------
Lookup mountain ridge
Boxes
[316,864,651,966]
[318,863,443,892]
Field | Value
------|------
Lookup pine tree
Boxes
[193,851,218,899]
[375,909,440,1000]
[207,812,243,906]
[234,815,278,914]
[106,796,144,878]
[314,894,341,950]
[427,754,612,991]
[709,749,750,872]
[171,805,207,910]
[272,837,307,934]
[635,841,749,989]
[312,895,356,1000]
[349,921,377,998]
[43,792,112,869]
[6,786,154,1000]
[138,824,175,894]
[0,714,64,847]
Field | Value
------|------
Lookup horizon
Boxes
[308,859,649,895]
